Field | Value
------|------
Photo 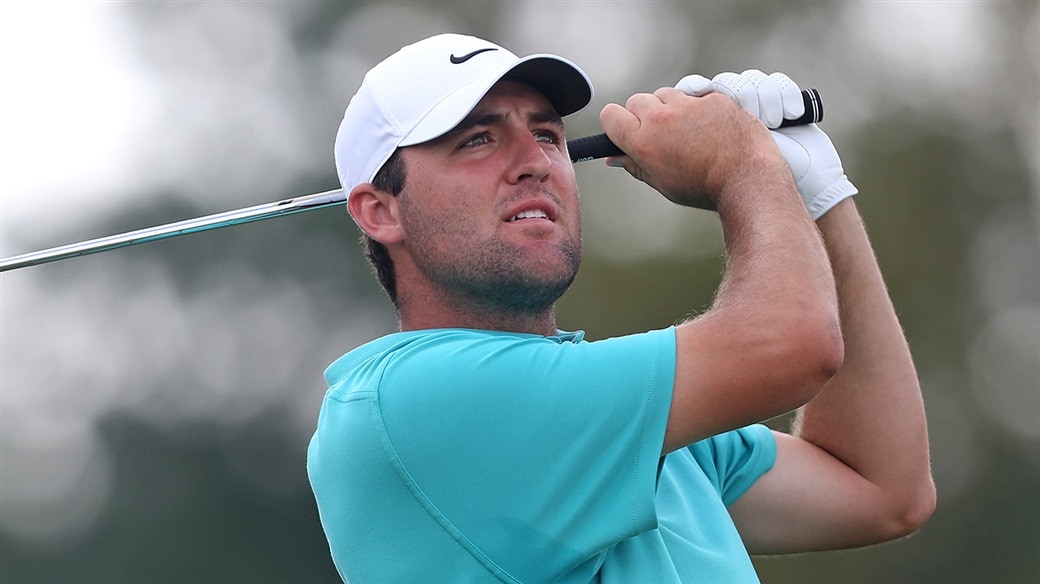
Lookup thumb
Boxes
[675,74,714,97]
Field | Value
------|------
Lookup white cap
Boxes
[334,33,594,195]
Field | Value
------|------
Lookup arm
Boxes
[600,89,844,453]
[693,68,937,549]
[730,198,936,552]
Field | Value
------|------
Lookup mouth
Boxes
[503,198,558,224]
[508,209,550,222]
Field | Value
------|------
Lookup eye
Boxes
[460,132,491,148]
[534,128,561,145]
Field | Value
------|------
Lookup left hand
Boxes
[676,70,858,220]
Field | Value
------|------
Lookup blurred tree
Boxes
[2,1,1037,583]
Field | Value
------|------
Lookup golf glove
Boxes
[676,70,858,220]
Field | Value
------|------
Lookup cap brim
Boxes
[505,55,592,118]
[399,54,593,147]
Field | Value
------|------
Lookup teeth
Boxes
[511,209,548,221]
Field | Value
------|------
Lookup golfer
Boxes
[307,33,935,583]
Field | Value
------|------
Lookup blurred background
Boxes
[1,1,1037,582]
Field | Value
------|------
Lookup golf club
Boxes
[0,89,822,273]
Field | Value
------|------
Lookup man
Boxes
[307,33,935,583]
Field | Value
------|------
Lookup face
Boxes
[395,80,582,314]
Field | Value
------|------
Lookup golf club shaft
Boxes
[0,189,347,272]
[0,88,823,273]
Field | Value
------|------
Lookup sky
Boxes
[1,3,160,242]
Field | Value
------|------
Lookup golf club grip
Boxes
[568,87,823,163]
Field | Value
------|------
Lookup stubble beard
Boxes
[404,205,582,316]
[446,237,581,314]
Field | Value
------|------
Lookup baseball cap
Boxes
[333,33,594,195]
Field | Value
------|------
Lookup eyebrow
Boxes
[444,109,565,141]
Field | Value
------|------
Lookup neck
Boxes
[396,286,559,336]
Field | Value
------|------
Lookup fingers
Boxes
[601,88,686,147]
[623,91,662,112]
[713,70,778,127]
[605,68,807,154]
[710,70,805,129]
[598,85,773,209]
[596,69,813,211]
[623,87,685,113]
[599,101,638,147]
[598,102,646,177]
[675,74,713,97]
[771,72,805,120]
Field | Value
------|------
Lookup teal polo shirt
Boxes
[307,327,775,583]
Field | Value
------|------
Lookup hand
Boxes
[599,87,787,210]
[677,70,858,220]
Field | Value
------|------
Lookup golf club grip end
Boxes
[783,87,823,128]
[568,87,823,163]
[568,133,622,163]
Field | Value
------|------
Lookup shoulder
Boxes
[328,327,677,392]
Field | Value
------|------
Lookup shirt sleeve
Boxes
[687,424,777,506]
[372,327,676,580]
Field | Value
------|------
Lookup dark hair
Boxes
[364,149,406,304]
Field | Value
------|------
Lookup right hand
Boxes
[599,87,787,210]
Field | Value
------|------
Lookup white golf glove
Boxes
[676,70,858,220]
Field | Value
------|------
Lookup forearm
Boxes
[666,154,843,449]
[600,89,843,450]
[714,154,834,315]
[792,198,936,531]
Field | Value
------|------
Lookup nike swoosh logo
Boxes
[449,48,498,64]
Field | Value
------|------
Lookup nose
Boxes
[507,131,553,185]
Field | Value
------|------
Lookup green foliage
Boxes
[3,2,1038,582]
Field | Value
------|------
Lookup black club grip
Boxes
[567,87,823,163]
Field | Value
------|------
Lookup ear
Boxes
[348,184,404,245]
